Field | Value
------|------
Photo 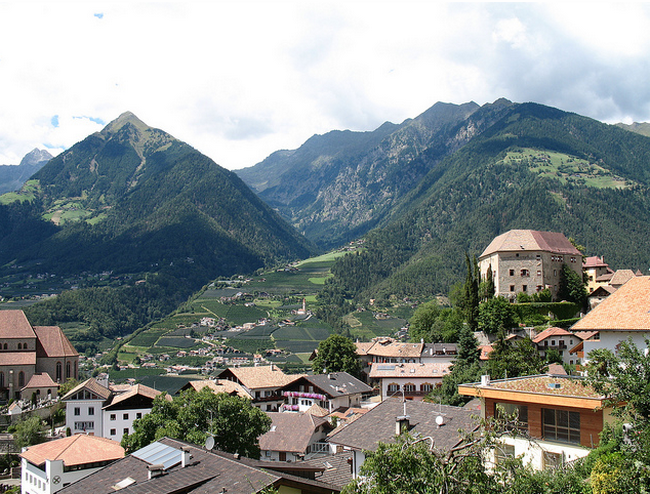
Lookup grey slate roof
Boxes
[327,398,478,453]
[301,451,354,489]
[57,437,340,494]
[287,372,372,398]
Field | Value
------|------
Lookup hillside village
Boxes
[4,228,650,493]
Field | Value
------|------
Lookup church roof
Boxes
[0,310,36,339]
[34,326,78,358]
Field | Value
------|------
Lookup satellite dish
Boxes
[205,435,215,450]
[435,415,444,426]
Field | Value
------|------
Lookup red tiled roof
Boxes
[20,434,124,467]
[572,276,650,331]
[532,326,572,343]
[0,310,36,339]
[22,373,58,390]
[583,256,608,268]
[34,326,78,358]
[369,362,451,378]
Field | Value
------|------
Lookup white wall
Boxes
[22,458,106,494]
[583,331,650,366]
[102,407,151,443]
[65,400,104,435]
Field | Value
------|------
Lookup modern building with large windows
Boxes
[458,374,609,470]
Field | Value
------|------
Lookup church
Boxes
[0,310,78,401]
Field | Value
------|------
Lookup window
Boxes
[495,403,528,431]
[403,383,416,393]
[543,451,564,469]
[74,407,80,416]
[110,414,116,421]
[520,269,529,277]
[509,269,515,276]
[2,343,6,350]
[17,343,21,350]
[18,371,24,387]
[495,443,515,465]
[509,285,515,292]
[536,254,541,260]
[56,362,62,382]
[88,407,94,416]
[66,361,71,379]
[74,421,94,431]
[421,383,433,393]
[0,372,4,388]
[123,428,129,435]
[136,413,142,419]
[537,270,541,276]
[110,429,116,436]
[388,383,399,393]
[554,269,557,277]
[522,285,527,292]
[123,413,129,420]
[543,409,580,444]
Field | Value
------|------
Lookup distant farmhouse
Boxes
[0,310,78,401]
[478,230,582,301]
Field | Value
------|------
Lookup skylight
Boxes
[132,442,182,470]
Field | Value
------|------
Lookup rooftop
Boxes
[532,326,572,343]
[293,372,372,398]
[20,434,124,467]
[0,310,36,339]
[259,412,330,454]
[328,398,477,452]
[34,326,79,358]
[572,276,650,331]
[369,362,452,379]
[479,229,581,259]
[217,365,301,390]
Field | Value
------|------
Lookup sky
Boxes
[1,2,650,170]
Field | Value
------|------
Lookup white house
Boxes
[571,276,650,365]
[279,372,372,413]
[20,434,124,494]
[369,362,452,400]
[62,378,171,442]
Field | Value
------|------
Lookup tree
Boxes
[13,416,46,449]
[312,334,363,379]
[122,389,271,458]
[477,297,516,335]
[486,336,546,380]
[479,265,495,302]
[459,254,480,332]
[409,303,463,343]
[557,263,587,308]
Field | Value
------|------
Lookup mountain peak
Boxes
[19,148,53,167]
[102,111,148,135]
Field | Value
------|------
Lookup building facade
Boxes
[478,230,582,301]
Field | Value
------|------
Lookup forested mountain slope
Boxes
[236,100,508,248]
[327,102,650,301]
[0,112,315,292]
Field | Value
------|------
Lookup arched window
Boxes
[66,362,71,379]
[421,383,433,393]
[23,342,28,349]
[56,362,62,382]
[2,343,6,350]
[403,383,416,393]
[74,361,78,379]
[17,343,21,350]
[387,383,400,393]
[0,372,4,388]
[18,371,24,387]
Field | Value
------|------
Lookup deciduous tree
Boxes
[312,334,363,379]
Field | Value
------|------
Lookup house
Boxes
[327,398,478,478]
[20,434,124,494]
[532,327,582,365]
[583,256,614,293]
[0,310,78,401]
[458,373,609,470]
[21,373,59,403]
[279,372,372,413]
[62,378,171,442]
[216,365,301,412]
[259,412,333,462]
[55,437,341,494]
[571,276,650,365]
[177,379,254,400]
[478,230,582,301]
[368,362,452,400]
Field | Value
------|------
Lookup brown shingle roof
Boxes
[62,377,112,401]
[364,341,424,359]
[217,365,302,390]
[259,412,330,454]
[34,326,78,358]
[572,276,650,331]
[480,229,581,259]
[22,373,58,390]
[0,310,36,339]
[609,269,638,287]
[104,383,172,409]
[20,434,124,467]
[178,380,253,400]
[328,398,477,452]
[0,352,36,366]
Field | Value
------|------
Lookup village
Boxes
[1,228,648,493]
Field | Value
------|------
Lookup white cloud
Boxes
[1,2,650,169]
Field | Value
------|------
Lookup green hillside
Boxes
[326,102,650,302]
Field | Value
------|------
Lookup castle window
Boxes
[520,269,529,277]
[509,269,515,276]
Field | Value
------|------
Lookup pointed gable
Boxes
[62,377,112,402]
[34,326,78,358]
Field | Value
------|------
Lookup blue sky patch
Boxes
[51,115,59,128]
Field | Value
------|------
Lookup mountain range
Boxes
[0,148,52,194]
[0,113,315,292]
[239,99,650,300]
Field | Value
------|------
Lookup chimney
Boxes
[395,415,410,435]
[480,375,491,387]
[148,464,165,479]
[181,447,192,467]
